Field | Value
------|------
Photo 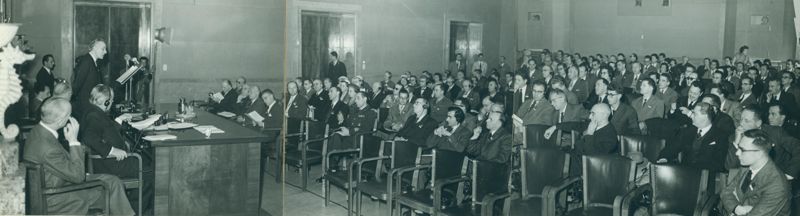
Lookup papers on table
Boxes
[217,111,236,118]
[193,125,225,134]
[246,111,264,122]
[211,92,224,102]
[167,122,198,130]
[143,134,177,141]
[130,114,162,130]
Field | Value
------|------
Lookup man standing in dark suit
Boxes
[23,98,134,215]
[426,107,473,152]
[36,54,56,92]
[512,73,532,112]
[448,53,466,74]
[80,85,153,214]
[721,129,790,216]
[72,39,106,117]
[327,51,347,81]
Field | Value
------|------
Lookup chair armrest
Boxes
[482,192,512,216]
[542,176,582,216]
[355,156,392,168]
[700,194,719,216]
[285,132,305,138]
[43,180,105,195]
[391,165,432,192]
[301,136,331,146]
[433,176,471,191]
[327,149,360,157]
[615,184,651,216]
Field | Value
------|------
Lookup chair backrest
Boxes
[650,164,708,216]
[521,147,569,199]
[21,160,46,215]
[582,155,636,208]
[391,140,421,183]
[619,135,665,163]
[431,149,466,187]
[471,160,510,204]
[525,124,557,148]
[359,134,383,178]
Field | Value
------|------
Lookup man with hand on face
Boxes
[24,98,134,215]
[80,84,154,214]
[465,111,511,164]
[721,129,790,216]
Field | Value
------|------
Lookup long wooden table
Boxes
[147,106,271,215]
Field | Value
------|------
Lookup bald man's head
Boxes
[591,103,611,123]
[40,98,71,126]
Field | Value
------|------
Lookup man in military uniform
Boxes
[328,91,377,170]
[430,84,453,123]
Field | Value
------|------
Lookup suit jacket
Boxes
[583,93,609,110]
[459,89,480,111]
[558,122,619,155]
[327,61,347,81]
[568,78,591,103]
[398,114,439,147]
[611,103,640,135]
[425,124,473,152]
[260,101,284,130]
[631,96,666,121]
[659,124,729,172]
[430,97,454,123]
[285,94,308,119]
[557,104,589,123]
[80,105,126,158]
[212,90,239,113]
[721,160,790,216]
[726,125,800,178]
[325,101,349,129]
[761,92,799,119]
[446,84,462,101]
[448,60,466,73]
[465,128,512,164]
[563,89,579,105]
[343,105,378,133]
[383,101,413,131]
[516,99,557,126]
[309,90,330,121]
[72,54,101,116]
[369,90,390,109]
[720,99,743,125]
[513,85,533,112]
[36,67,55,92]
[654,87,679,107]
[22,124,89,214]
[784,84,800,108]
[734,91,759,109]
[414,87,432,101]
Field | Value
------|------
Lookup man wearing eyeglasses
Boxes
[721,129,790,216]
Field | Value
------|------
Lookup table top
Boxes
[145,104,274,147]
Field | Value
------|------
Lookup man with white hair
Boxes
[72,39,107,117]
[23,98,134,215]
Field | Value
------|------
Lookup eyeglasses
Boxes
[607,92,620,96]
[734,145,761,153]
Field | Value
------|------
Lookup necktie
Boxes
[741,170,752,193]
[739,94,746,102]
[696,129,703,140]
[631,74,639,88]
[642,98,648,106]
[399,104,405,112]
[559,111,564,123]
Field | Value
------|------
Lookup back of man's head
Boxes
[41,98,71,125]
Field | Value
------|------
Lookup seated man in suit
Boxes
[80,85,154,214]
[425,107,473,152]
[328,91,378,170]
[284,82,307,136]
[430,84,454,123]
[709,85,743,126]
[761,78,798,120]
[396,97,439,148]
[699,94,736,136]
[254,89,283,130]
[721,129,790,215]
[210,79,239,113]
[465,111,512,164]
[29,82,51,120]
[23,98,134,215]
[514,80,557,127]
[658,102,729,173]
[607,86,640,136]
[452,98,478,131]
[544,103,618,156]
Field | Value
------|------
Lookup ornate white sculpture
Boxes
[0,24,34,141]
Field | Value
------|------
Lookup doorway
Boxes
[73,1,152,103]
[448,21,483,71]
[300,10,356,80]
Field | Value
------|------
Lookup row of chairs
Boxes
[506,124,719,216]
